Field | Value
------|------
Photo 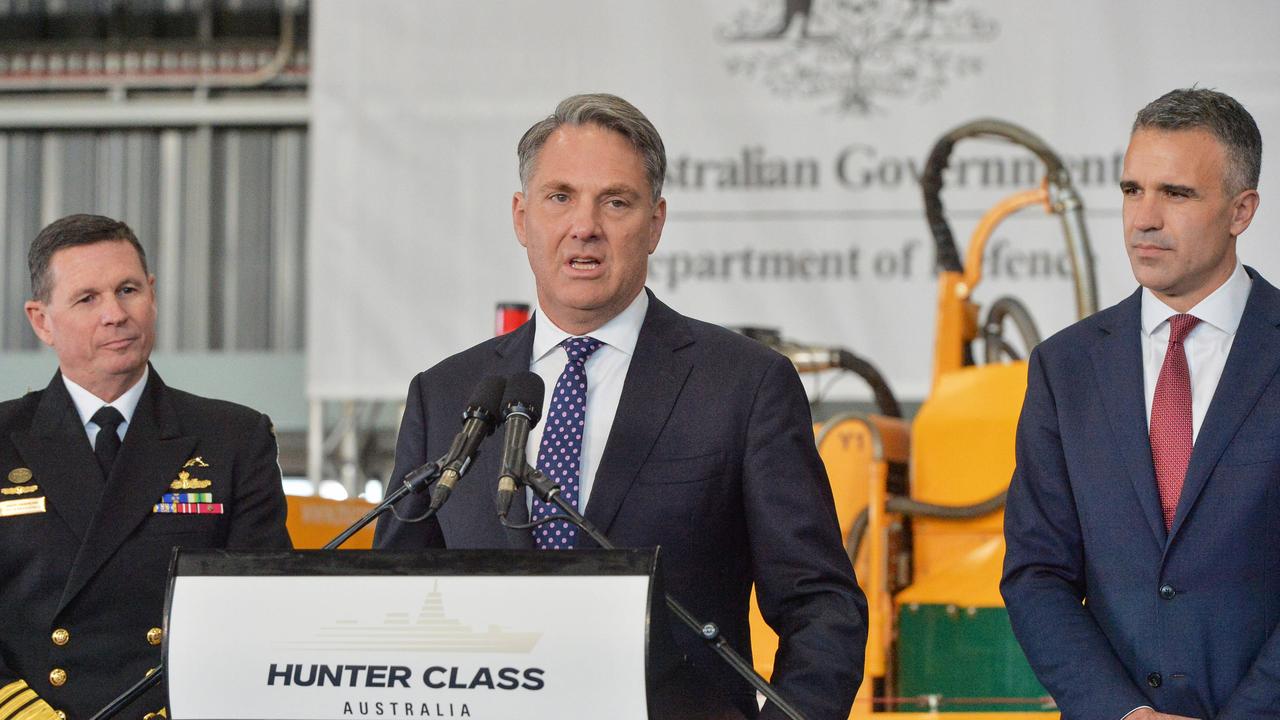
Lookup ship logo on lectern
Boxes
[283,583,541,653]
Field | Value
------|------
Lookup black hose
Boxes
[886,490,1007,519]
[836,349,902,418]
[846,507,871,563]
[920,119,1072,277]
[983,295,1042,363]
[846,490,1007,563]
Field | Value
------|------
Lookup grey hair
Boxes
[517,93,667,203]
[29,213,148,302]
[1133,88,1262,195]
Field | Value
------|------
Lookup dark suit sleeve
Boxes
[224,412,292,549]
[1000,347,1149,718]
[743,354,868,720]
[373,372,445,549]
[1219,625,1280,716]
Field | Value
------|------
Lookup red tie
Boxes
[1150,313,1201,531]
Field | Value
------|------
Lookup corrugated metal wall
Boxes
[0,125,307,352]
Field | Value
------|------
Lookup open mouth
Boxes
[569,258,600,270]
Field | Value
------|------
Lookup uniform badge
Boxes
[8,467,32,484]
[0,496,45,517]
[170,470,212,491]
[160,460,219,513]
[0,484,38,496]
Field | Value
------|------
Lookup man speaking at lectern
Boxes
[374,94,867,719]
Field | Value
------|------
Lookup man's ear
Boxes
[647,197,667,254]
[24,300,54,347]
[512,192,529,248]
[1229,189,1260,237]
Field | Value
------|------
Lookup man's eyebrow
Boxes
[1158,182,1199,197]
[536,181,575,194]
[598,184,642,199]
[65,284,99,298]
[65,277,142,297]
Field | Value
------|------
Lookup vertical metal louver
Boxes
[0,125,307,351]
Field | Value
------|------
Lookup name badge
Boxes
[0,496,46,517]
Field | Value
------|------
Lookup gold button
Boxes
[49,668,66,686]
[51,628,69,646]
[146,627,163,646]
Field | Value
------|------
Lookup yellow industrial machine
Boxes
[286,494,378,548]
[749,119,1099,719]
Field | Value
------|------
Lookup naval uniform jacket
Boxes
[0,368,292,720]
[375,290,868,720]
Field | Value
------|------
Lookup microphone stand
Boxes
[87,666,163,720]
[89,458,449,720]
[517,467,810,720]
[323,456,446,549]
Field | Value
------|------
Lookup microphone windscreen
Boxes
[503,371,545,427]
[470,375,508,419]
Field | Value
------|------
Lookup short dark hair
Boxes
[28,214,149,302]
[1132,88,1262,195]
[517,93,667,203]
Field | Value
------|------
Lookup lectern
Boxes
[164,549,681,720]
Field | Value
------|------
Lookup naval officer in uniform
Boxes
[0,214,292,720]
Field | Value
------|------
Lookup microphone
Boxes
[427,375,507,512]
[495,371,545,518]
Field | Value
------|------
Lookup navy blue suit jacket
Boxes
[375,290,867,720]
[1002,269,1280,719]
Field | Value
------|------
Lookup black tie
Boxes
[91,406,126,478]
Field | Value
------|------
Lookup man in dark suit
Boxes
[374,94,867,719]
[1002,88,1275,720]
[0,214,292,720]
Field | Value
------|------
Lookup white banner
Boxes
[168,575,650,719]
[308,0,1280,401]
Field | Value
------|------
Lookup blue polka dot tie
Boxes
[531,336,603,549]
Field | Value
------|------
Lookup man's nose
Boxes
[1130,196,1163,232]
[100,293,129,325]
[568,203,602,242]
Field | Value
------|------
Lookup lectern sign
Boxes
[165,550,656,720]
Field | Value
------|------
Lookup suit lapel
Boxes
[59,370,196,612]
[1088,290,1167,546]
[1169,271,1280,540]
[10,373,103,542]
[584,293,695,538]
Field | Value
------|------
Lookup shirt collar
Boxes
[1141,261,1251,337]
[62,366,150,429]
[532,289,649,363]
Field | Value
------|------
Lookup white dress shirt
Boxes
[62,366,149,447]
[1141,261,1251,443]
[526,290,648,512]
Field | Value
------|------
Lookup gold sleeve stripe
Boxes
[11,698,59,720]
[0,681,30,708]
[0,689,37,720]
